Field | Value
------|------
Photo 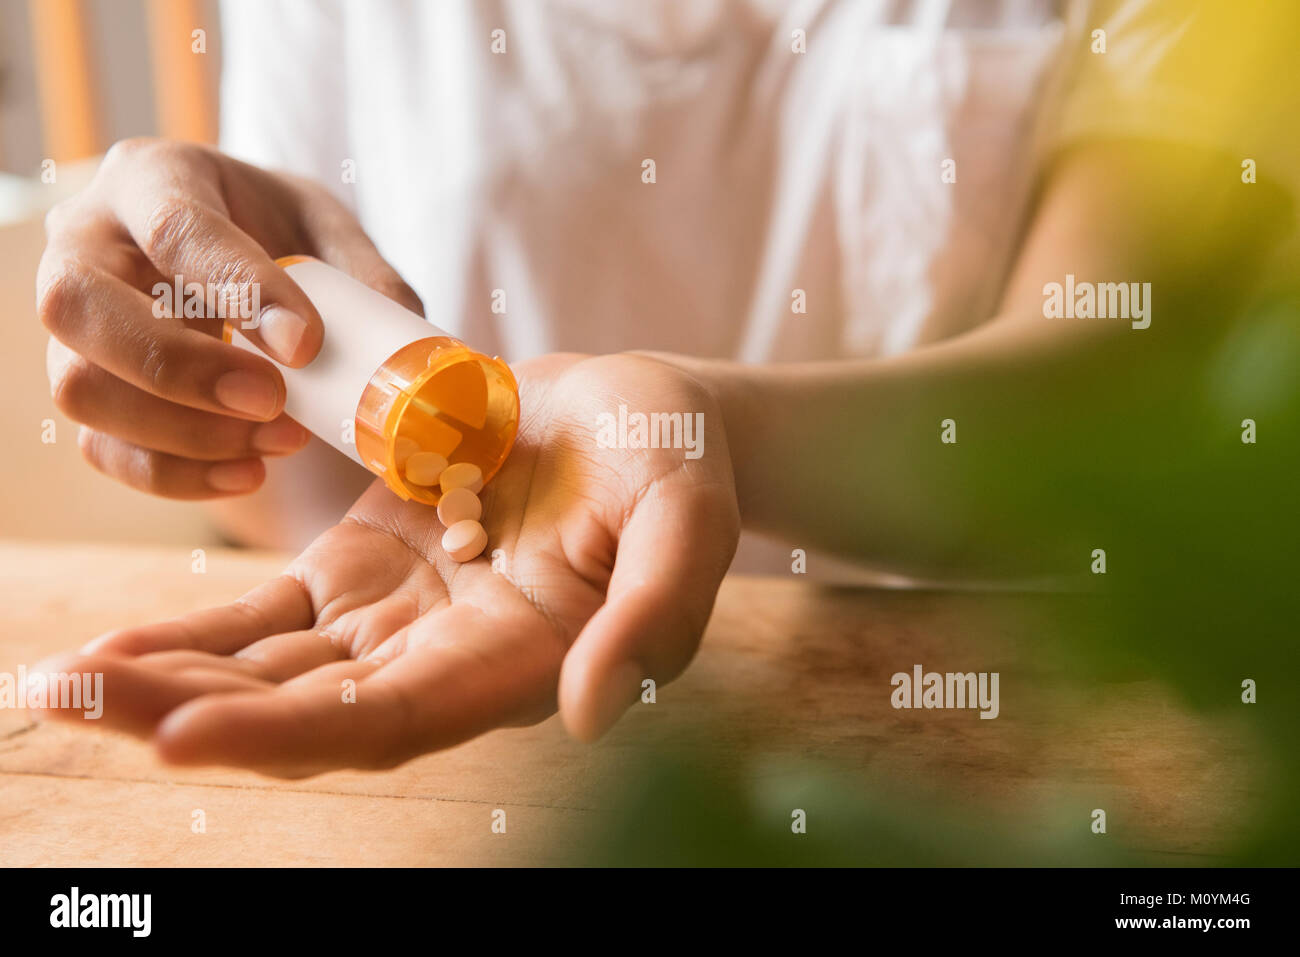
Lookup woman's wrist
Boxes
[624,350,779,531]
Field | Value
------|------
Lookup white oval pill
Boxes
[394,436,421,470]
[439,461,483,494]
[437,486,482,526]
[442,519,487,563]
[403,451,448,487]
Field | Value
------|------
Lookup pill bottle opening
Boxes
[354,337,520,505]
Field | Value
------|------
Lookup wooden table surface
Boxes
[0,541,1258,866]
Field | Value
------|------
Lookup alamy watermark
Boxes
[891,664,999,719]
[50,887,150,937]
[152,275,262,328]
[595,403,705,459]
[1043,273,1151,329]
[0,666,103,719]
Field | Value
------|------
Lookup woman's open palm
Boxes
[37,354,739,777]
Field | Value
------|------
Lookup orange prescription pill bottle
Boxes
[224,256,519,506]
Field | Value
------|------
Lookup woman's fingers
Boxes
[42,564,565,775]
[28,651,274,737]
[97,139,324,367]
[125,629,351,685]
[152,662,394,777]
[47,338,309,460]
[76,428,266,499]
[154,602,562,776]
[557,479,739,742]
[37,138,430,509]
[37,253,290,421]
[84,575,315,657]
[233,630,351,681]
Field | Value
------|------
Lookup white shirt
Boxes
[220,0,1078,360]
[218,0,1291,578]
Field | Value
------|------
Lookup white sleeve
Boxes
[217,0,354,208]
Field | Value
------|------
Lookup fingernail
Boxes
[252,417,309,454]
[257,306,311,364]
[206,459,263,492]
[215,370,279,419]
[590,660,645,739]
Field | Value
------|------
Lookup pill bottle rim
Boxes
[368,340,519,505]
[222,258,521,506]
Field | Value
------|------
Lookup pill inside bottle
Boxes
[403,451,448,487]
[223,256,519,506]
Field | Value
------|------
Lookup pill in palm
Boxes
[394,436,421,469]
[439,461,483,494]
[437,486,482,526]
[403,451,448,486]
[442,519,488,563]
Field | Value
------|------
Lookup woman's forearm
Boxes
[668,142,1291,580]
[663,313,1150,578]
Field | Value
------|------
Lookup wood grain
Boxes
[0,541,1259,865]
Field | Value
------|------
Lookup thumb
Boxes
[558,481,738,742]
